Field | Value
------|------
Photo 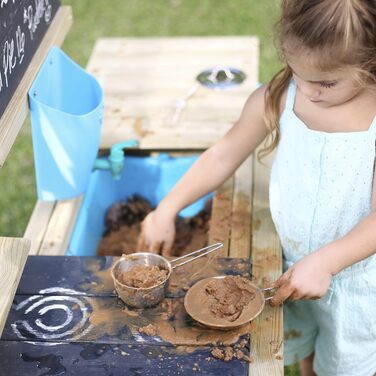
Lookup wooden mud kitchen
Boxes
[0,2,283,375]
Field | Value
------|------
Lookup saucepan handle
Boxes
[262,286,277,301]
[170,242,224,269]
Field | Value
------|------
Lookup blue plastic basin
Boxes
[68,154,211,256]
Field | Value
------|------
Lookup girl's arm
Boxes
[271,182,376,305]
[319,211,376,275]
[138,85,269,255]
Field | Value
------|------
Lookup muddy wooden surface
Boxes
[0,255,252,375]
[86,37,259,150]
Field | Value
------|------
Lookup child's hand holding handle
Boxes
[270,251,333,306]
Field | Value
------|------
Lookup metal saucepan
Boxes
[184,276,276,330]
[111,243,223,308]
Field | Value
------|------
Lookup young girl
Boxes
[138,1,376,375]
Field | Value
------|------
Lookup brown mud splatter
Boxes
[87,297,251,347]
[97,195,211,257]
[284,329,302,340]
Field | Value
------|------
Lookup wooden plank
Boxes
[88,36,259,53]
[229,156,253,259]
[0,340,250,376]
[249,151,283,374]
[208,177,234,257]
[101,127,233,151]
[38,196,83,256]
[0,6,73,167]
[0,237,30,336]
[86,36,259,150]
[23,200,56,255]
[15,256,250,298]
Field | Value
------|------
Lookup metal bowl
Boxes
[111,253,172,308]
[196,66,246,89]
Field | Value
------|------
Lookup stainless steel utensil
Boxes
[184,276,277,330]
[111,243,223,308]
[196,66,246,89]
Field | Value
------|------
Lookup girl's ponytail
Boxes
[258,66,291,160]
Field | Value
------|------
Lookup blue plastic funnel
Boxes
[29,46,104,200]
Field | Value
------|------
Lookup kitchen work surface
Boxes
[0,255,255,375]
[86,36,259,150]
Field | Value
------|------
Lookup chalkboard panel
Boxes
[0,0,61,118]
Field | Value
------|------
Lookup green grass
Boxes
[0,1,298,373]
[61,0,282,81]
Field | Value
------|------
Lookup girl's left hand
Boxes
[270,252,333,306]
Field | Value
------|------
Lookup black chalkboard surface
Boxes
[0,0,61,119]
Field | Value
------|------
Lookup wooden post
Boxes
[249,152,284,375]
[0,237,30,336]
[229,156,253,258]
[208,177,234,257]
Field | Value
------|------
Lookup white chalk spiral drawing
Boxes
[11,287,93,343]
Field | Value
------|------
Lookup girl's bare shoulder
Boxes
[240,84,267,121]
[241,82,289,120]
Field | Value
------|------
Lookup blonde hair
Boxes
[259,0,376,159]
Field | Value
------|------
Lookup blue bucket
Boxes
[29,46,104,200]
[68,154,212,256]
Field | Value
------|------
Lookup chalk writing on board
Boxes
[24,0,52,40]
[0,0,60,118]
[0,0,17,8]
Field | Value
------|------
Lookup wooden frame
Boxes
[249,153,283,374]
[0,6,73,167]
[0,237,30,336]
[209,153,283,373]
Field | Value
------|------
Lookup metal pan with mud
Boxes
[184,276,276,330]
[111,243,223,308]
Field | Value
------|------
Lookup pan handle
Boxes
[262,286,277,301]
[170,242,223,269]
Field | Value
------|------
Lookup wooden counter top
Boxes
[86,36,259,150]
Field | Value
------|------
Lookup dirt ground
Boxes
[97,195,212,257]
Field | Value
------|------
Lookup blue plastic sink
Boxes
[68,153,211,256]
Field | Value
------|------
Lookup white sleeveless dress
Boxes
[269,80,376,376]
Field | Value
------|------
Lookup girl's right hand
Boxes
[137,210,176,257]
